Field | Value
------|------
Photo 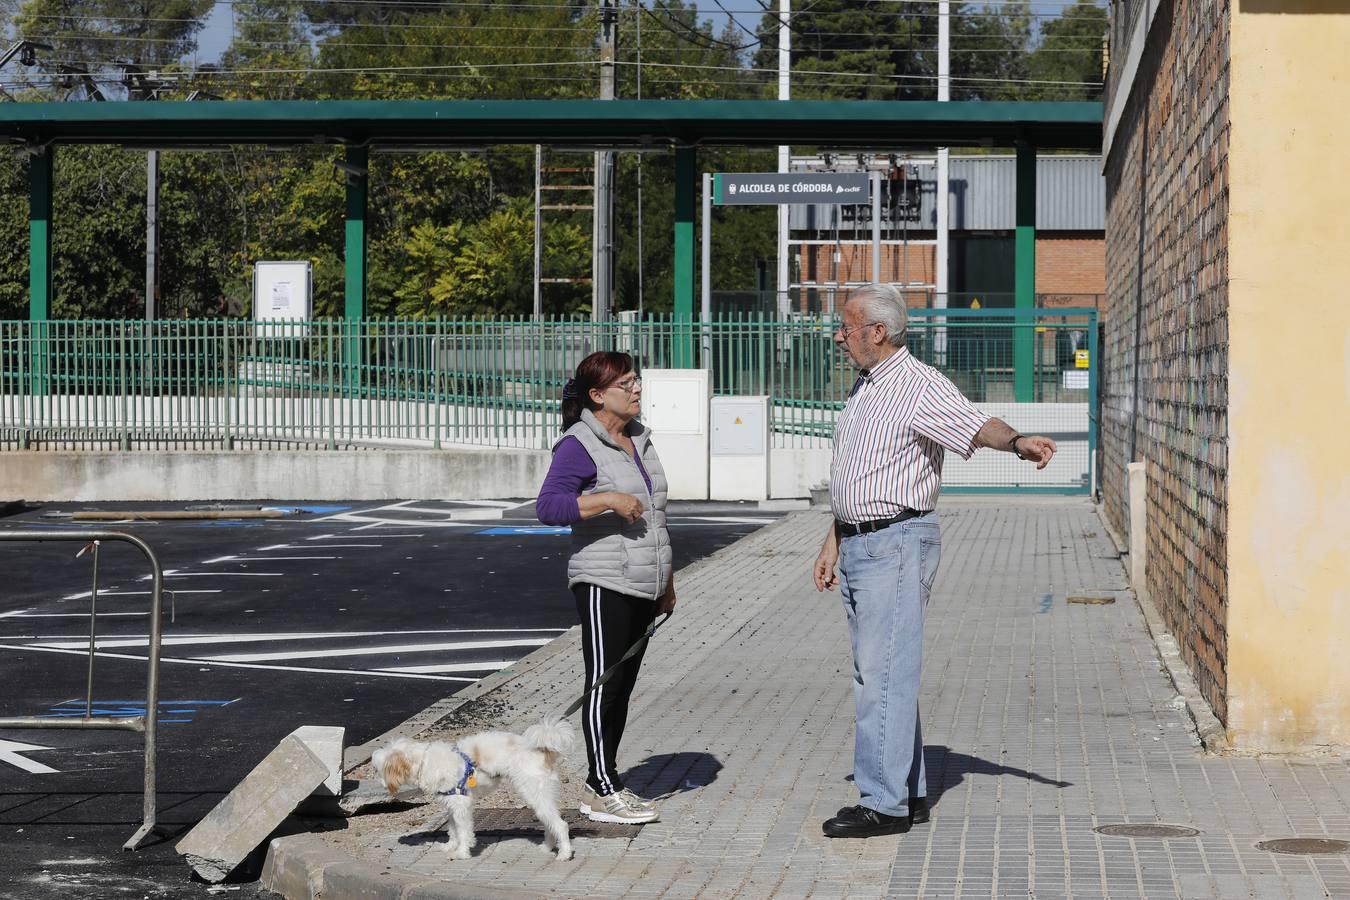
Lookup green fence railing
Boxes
[0,311,1096,491]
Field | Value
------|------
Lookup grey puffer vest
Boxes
[557,408,672,601]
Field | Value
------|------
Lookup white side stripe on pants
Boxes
[589,584,614,794]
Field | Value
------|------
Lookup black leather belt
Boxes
[836,509,930,537]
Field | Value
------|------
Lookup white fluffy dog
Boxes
[371,717,576,861]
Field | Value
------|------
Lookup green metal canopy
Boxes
[0,99,1102,150]
[9,98,1103,392]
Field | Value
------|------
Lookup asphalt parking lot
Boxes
[0,497,785,898]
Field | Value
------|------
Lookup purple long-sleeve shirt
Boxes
[536,436,654,526]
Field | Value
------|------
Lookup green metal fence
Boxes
[0,311,1096,491]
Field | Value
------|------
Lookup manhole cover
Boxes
[474,807,640,840]
[1094,824,1200,839]
[1257,838,1350,856]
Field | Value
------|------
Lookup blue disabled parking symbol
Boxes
[40,699,238,725]
[476,526,572,536]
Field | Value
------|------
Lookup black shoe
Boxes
[822,805,911,838]
[835,797,929,826]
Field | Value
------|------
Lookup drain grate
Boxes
[1257,838,1350,856]
[1094,824,1200,839]
[473,807,641,840]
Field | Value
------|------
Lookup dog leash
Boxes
[561,612,671,719]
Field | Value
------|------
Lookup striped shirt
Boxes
[830,345,990,524]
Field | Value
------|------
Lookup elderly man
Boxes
[814,283,1057,839]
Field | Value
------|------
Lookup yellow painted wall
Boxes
[1227,3,1350,751]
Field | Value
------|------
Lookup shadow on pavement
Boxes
[623,751,724,801]
[925,744,1071,807]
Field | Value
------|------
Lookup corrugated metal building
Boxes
[786,154,1105,307]
[789,155,1105,232]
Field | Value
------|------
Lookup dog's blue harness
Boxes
[437,749,477,796]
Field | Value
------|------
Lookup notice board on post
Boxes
[253,261,312,327]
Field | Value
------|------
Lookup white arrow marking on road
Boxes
[0,740,59,774]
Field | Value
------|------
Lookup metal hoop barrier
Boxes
[0,530,165,851]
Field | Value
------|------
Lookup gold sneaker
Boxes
[579,785,659,824]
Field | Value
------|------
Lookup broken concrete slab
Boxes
[337,777,422,816]
[177,734,330,883]
[290,725,346,816]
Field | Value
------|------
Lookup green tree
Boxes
[11,0,214,97]
[1025,0,1107,100]
[216,0,313,100]
[752,2,1030,101]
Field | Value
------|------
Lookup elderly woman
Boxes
[536,351,676,825]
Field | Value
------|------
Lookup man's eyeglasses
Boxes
[836,321,881,341]
[611,376,642,393]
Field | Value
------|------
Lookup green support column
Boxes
[673,146,696,368]
[343,146,368,393]
[29,147,53,397]
[29,147,52,321]
[1014,141,1036,402]
[343,145,368,320]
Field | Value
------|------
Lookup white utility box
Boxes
[640,369,710,500]
[710,395,770,501]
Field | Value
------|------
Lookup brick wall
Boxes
[1102,0,1230,721]
[799,243,936,290]
[1036,233,1106,300]
[799,234,1104,304]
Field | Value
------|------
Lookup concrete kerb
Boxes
[1094,501,1228,752]
[262,833,542,900]
[263,511,806,900]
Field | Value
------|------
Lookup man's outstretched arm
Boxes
[973,418,1057,470]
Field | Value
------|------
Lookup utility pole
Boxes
[776,0,791,319]
[146,150,158,320]
[593,0,617,320]
[935,0,950,362]
[533,144,543,318]
[123,64,162,321]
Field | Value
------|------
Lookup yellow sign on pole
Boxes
[1075,349,1090,369]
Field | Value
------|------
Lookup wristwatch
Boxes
[1010,434,1028,460]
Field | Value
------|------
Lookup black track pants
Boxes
[573,582,657,796]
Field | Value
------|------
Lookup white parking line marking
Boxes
[212,557,339,562]
[312,533,423,539]
[377,660,516,674]
[161,572,283,578]
[287,543,383,549]
[28,628,564,651]
[62,589,221,600]
[210,637,554,663]
[5,612,145,619]
[0,643,477,682]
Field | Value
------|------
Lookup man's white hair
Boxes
[849,283,909,347]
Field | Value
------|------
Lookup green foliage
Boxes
[1026,0,1108,101]
[0,0,1103,320]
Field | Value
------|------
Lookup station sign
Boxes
[713,172,870,206]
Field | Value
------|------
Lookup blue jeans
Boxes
[837,513,942,818]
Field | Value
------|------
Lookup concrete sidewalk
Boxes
[263,499,1350,899]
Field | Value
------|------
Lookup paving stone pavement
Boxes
[316,499,1350,899]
